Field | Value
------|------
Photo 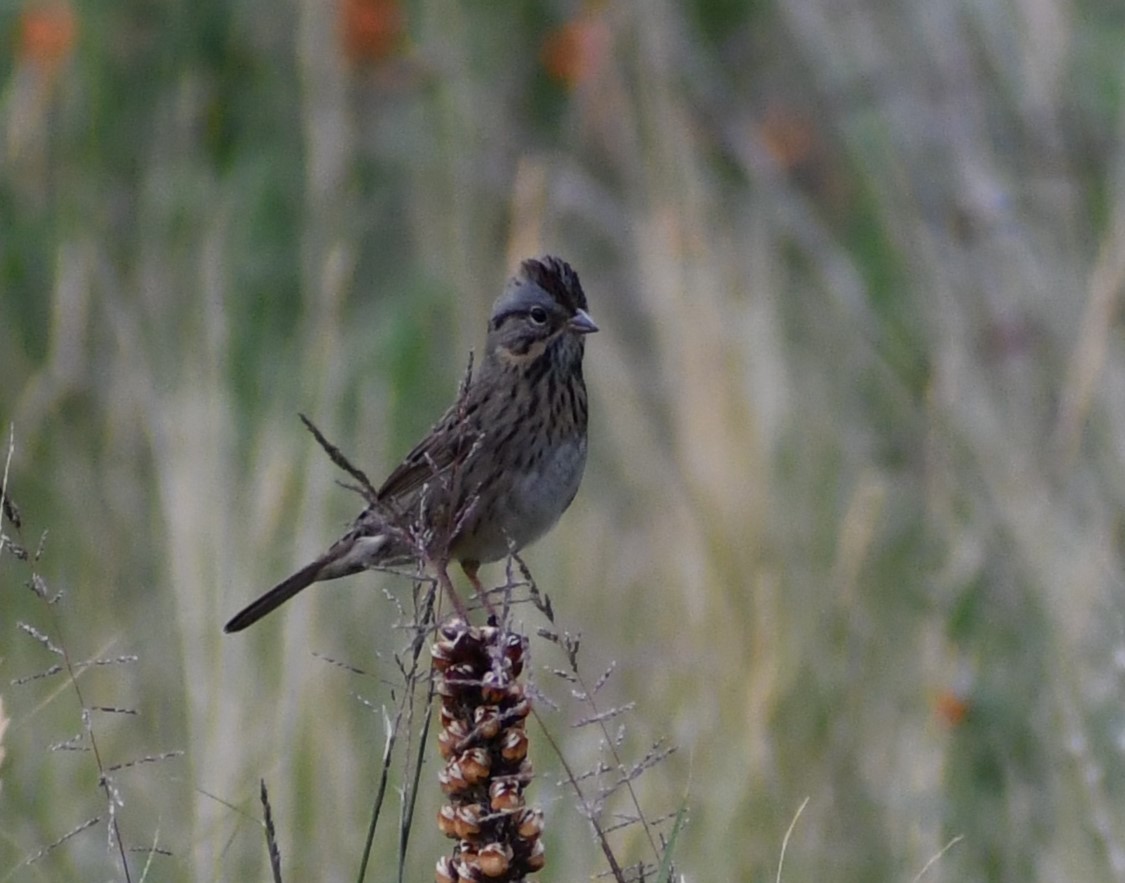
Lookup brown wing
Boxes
[375,398,483,504]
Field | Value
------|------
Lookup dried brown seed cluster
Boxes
[433,618,544,882]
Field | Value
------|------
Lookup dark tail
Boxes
[224,558,326,633]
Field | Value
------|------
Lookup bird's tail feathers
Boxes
[224,557,328,633]
[223,532,391,633]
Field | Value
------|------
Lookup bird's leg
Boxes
[433,557,470,622]
[461,560,498,621]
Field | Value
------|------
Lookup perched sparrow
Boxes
[224,256,597,633]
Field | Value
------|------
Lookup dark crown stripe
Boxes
[519,256,588,312]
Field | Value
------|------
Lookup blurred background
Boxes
[3,0,1125,880]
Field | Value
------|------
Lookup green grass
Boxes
[3,0,1125,880]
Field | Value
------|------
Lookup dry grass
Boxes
[3,0,1125,880]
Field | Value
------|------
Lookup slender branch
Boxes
[299,413,377,501]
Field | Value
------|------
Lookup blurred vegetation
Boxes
[4,0,1125,880]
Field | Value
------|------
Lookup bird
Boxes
[224,255,597,633]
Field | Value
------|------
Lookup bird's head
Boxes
[485,256,598,369]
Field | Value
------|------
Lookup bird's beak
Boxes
[568,309,599,335]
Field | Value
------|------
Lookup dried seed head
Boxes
[502,633,526,676]
[480,670,507,704]
[435,855,458,883]
[433,617,543,877]
[524,838,546,872]
[439,662,481,699]
[500,728,528,763]
[507,697,532,722]
[439,760,469,795]
[460,747,491,785]
[438,718,471,759]
[514,807,544,841]
[440,703,460,728]
[439,618,470,642]
[431,641,456,672]
[488,778,524,812]
[477,842,513,878]
[472,705,501,740]
[454,852,484,882]
[438,804,459,839]
[453,803,485,840]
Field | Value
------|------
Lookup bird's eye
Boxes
[529,306,549,325]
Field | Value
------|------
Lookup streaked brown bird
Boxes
[224,256,596,633]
